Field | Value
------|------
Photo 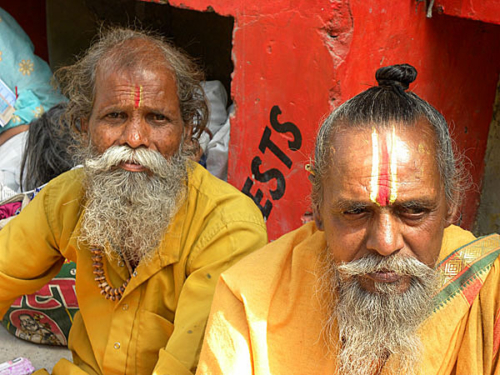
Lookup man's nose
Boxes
[365,212,404,257]
[119,117,150,149]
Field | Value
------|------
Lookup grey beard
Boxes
[78,145,188,265]
[317,251,438,375]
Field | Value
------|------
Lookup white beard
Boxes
[78,145,188,265]
[316,251,438,375]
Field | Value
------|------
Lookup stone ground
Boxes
[0,326,71,373]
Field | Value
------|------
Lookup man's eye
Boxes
[148,113,169,122]
[399,206,428,220]
[154,114,166,121]
[341,207,369,222]
[343,207,367,216]
[105,112,125,119]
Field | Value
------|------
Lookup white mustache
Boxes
[85,146,171,177]
[337,253,433,279]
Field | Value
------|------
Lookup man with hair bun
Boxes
[0,27,267,374]
[197,64,500,374]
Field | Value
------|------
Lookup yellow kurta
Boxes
[197,222,500,375]
[0,162,268,375]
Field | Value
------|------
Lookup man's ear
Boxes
[80,117,89,133]
[313,204,324,231]
[445,205,460,227]
[183,124,203,161]
[444,197,460,228]
[184,123,194,140]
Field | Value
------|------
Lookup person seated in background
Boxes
[197,64,500,375]
[0,27,267,375]
[19,102,75,192]
[0,7,66,198]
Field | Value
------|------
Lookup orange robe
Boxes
[197,223,500,374]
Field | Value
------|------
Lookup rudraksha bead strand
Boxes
[91,248,130,301]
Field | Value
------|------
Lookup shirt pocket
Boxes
[136,309,174,375]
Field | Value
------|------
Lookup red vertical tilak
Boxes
[134,85,141,109]
[376,136,390,206]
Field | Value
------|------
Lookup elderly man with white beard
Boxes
[0,28,267,375]
[197,64,500,375]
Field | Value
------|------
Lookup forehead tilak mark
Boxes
[369,127,398,206]
[377,131,390,206]
[369,128,380,205]
[389,126,398,204]
[133,85,143,109]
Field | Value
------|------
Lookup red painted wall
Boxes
[142,0,500,239]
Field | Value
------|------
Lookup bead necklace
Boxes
[91,248,131,301]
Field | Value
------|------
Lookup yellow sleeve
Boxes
[153,218,267,374]
[196,277,253,375]
[0,188,65,319]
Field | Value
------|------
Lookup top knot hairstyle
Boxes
[375,63,417,91]
[55,27,208,144]
[311,63,467,211]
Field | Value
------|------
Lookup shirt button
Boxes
[114,342,121,349]
[122,304,129,311]
[118,261,125,267]
[132,271,137,277]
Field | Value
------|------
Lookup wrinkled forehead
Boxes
[323,122,442,199]
[92,61,179,110]
[329,122,437,165]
